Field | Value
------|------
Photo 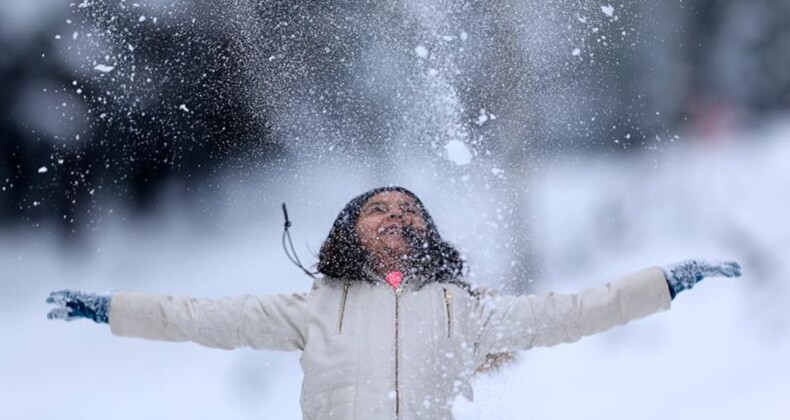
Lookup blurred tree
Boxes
[2,0,788,240]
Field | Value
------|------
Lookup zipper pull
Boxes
[444,289,453,303]
[443,287,453,338]
[338,280,351,334]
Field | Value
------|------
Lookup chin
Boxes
[382,243,412,257]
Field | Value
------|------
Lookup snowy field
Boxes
[2,122,789,419]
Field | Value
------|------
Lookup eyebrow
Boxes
[361,201,387,211]
[361,200,418,211]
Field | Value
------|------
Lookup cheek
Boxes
[410,216,428,231]
[355,219,377,243]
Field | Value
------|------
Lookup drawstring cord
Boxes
[282,203,318,279]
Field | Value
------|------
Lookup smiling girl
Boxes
[47,186,741,419]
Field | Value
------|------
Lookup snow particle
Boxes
[601,5,615,17]
[475,109,496,126]
[414,45,429,58]
[179,104,190,112]
[445,140,473,166]
[94,64,115,73]
[38,166,48,174]
[572,48,581,56]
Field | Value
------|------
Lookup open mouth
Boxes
[378,225,406,236]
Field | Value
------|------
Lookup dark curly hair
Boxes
[317,186,465,284]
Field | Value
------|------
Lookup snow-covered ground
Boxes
[1,121,788,419]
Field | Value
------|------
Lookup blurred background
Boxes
[1,0,788,419]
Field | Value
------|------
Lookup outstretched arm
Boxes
[47,289,311,352]
[475,260,741,354]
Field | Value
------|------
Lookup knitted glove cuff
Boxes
[75,293,111,324]
[662,261,704,298]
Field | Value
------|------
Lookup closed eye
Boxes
[402,205,419,214]
[364,203,387,214]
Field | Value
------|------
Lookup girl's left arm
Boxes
[475,260,740,354]
[475,266,671,353]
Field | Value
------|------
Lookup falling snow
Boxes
[445,140,472,166]
[93,64,115,73]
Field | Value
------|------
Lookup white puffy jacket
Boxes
[109,266,671,419]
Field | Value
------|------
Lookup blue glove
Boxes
[46,290,111,324]
[661,260,742,299]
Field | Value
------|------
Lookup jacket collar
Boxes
[342,266,471,292]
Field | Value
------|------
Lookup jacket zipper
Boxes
[443,287,453,338]
[338,280,350,334]
[394,286,402,419]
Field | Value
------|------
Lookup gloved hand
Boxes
[661,260,742,299]
[46,290,111,324]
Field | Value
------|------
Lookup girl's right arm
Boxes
[47,290,310,352]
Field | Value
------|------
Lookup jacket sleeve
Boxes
[109,291,310,351]
[475,266,671,354]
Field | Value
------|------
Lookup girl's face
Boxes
[355,191,428,265]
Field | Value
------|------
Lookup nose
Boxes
[388,207,403,218]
